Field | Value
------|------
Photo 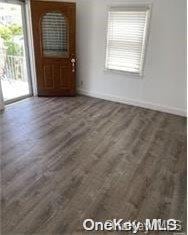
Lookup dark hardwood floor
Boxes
[0,96,186,235]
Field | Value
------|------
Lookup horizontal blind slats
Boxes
[106,8,148,73]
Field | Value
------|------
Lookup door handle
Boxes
[71,58,76,72]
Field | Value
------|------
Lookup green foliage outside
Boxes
[0,24,23,56]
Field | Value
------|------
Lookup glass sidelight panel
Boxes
[42,12,69,57]
[0,2,31,102]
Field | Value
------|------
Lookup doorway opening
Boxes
[0,1,32,102]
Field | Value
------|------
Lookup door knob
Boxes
[71,58,76,72]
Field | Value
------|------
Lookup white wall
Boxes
[76,0,187,116]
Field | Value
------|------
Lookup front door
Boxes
[31,1,76,96]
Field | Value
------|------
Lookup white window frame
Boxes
[105,4,152,77]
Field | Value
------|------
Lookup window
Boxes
[105,6,150,75]
[42,12,68,57]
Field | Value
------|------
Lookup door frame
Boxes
[0,0,34,104]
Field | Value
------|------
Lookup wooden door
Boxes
[31,1,76,96]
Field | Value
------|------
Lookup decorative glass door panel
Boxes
[42,12,69,57]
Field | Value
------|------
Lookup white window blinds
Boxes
[105,7,150,74]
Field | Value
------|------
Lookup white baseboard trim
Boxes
[78,89,186,117]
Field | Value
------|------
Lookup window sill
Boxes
[104,68,143,78]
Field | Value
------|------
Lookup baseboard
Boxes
[78,89,186,117]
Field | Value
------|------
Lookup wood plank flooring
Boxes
[0,96,186,235]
